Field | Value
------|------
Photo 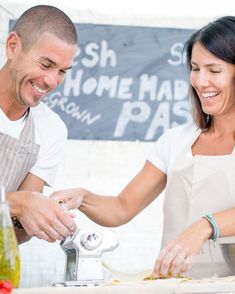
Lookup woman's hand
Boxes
[153,218,212,277]
[50,188,86,210]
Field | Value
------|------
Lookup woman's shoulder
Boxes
[154,123,198,152]
[149,123,199,174]
[163,123,198,140]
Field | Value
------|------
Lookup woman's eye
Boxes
[211,70,221,73]
[191,68,199,71]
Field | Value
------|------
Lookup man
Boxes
[0,5,77,243]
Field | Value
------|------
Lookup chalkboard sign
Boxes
[10,21,195,141]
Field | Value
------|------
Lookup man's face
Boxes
[8,32,77,108]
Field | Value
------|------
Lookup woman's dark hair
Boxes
[185,16,235,130]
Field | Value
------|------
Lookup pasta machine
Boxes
[58,228,118,286]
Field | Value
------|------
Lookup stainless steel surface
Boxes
[218,236,235,273]
[60,228,118,286]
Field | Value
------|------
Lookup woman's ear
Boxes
[6,32,22,59]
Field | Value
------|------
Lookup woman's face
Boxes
[190,42,235,116]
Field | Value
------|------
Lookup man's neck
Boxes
[0,64,29,120]
[0,102,29,121]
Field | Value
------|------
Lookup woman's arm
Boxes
[153,207,235,278]
[51,160,167,226]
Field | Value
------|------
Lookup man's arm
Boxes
[8,173,76,244]
[18,172,45,192]
[9,172,45,244]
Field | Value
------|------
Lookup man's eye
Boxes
[191,68,199,71]
[59,70,66,75]
[41,63,50,69]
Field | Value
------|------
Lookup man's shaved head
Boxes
[13,5,77,51]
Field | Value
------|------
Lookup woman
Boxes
[51,16,235,278]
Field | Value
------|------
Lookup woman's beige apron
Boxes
[162,128,235,278]
[0,110,40,192]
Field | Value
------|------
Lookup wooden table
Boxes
[13,277,235,294]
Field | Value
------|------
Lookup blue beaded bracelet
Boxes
[203,213,220,241]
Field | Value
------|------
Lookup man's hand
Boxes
[17,191,77,242]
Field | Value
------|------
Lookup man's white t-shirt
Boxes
[146,123,199,175]
[0,102,67,186]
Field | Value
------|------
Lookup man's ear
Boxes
[6,32,22,59]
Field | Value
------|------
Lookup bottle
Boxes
[0,185,20,288]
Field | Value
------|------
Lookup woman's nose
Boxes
[195,73,210,88]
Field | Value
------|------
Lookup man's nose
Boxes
[44,71,61,89]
